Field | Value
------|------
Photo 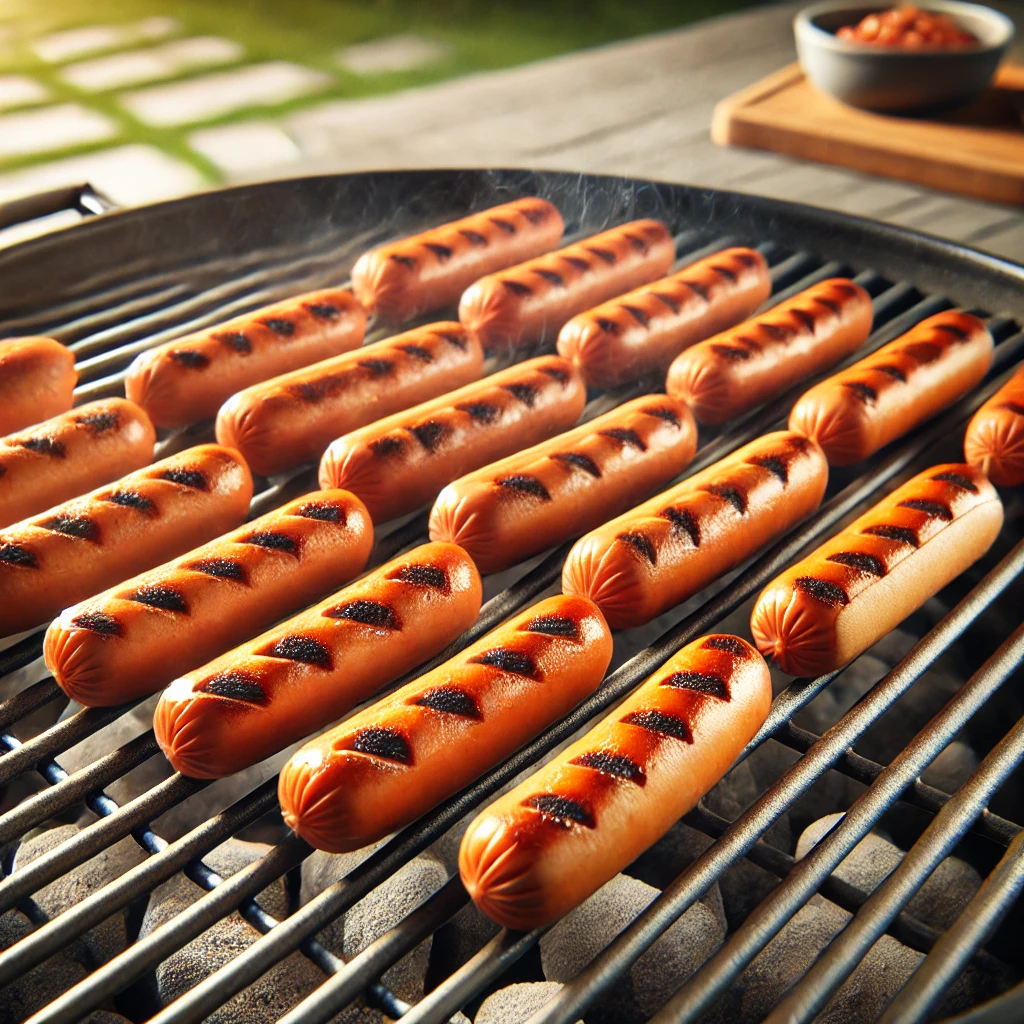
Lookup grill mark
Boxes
[761,322,793,342]
[702,635,749,657]
[498,475,551,500]
[999,400,1024,417]
[74,410,119,433]
[750,454,788,484]
[0,543,36,568]
[438,330,468,351]
[424,243,453,261]
[863,524,920,547]
[795,577,849,607]
[651,291,681,314]
[533,268,564,287]
[661,507,700,547]
[622,709,692,742]
[901,341,943,364]
[470,648,538,677]
[457,401,500,424]
[524,794,595,828]
[71,611,121,636]
[217,331,251,354]
[932,471,978,492]
[370,435,404,458]
[618,531,657,565]
[503,382,538,407]
[814,297,841,316]
[645,406,681,427]
[711,344,751,362]
[489,217,516,234]
[129,585,188,612]
[933,322,970,340]
[262,317,295,336]
[350,361,392,382]
[325,600,401,629]
[18,437,65,457]
[413,687,480,719]
[571,750,645,784]
[459,229,487,246]
[40,515,98,541]
[291,378,334,402]
[832,282,860,297]
[520,205,548,225]
[842,381,877,404]
[297,501,344,522]
[736,253,758,267]
[389,564,449,590]
[898,499,953,521]
[553,451,602,477]
[711,263,738,282]
[169,350,209,369]
[503,279,532,297]
[106,490,156,514]
[189,557,247,581]
[160,468,208,489]
[595,316,619,335]
[199,671,265,703]
[352,728,413,764]
[242,531,299,555]
[687,280,710,303]
[827,551,886,577]
[523,615,578,638]
[409,420,449,451]
[390,254,417,269]
[269,635,333,668]
[625,233,649,253]
[876,365,907,383]
[541,366,570,384]
[600,428,646,451]
[587,246,616,265]
[793,309,817,333]
[620,304,650,328]
[662,671,729,699]
[306,302,339,320]
[707,484,748,514]
[563,256,591,272]
[398,344,434,363]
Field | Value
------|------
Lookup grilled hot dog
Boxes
[46,490,372,707]
[0,337,77,436]
[563,431,829,629]
[278,594,613,853]
[319,355,586,523]
[459,633,771,930]
[352,198,564,323]
[216,323,482,477]
[788,310,993,466]
[751,463,1002,676]
[557,247,771,389]
[459,220,675,351]
[666,278,873,426]
[155,542,482,779]
[429,394,697,573]
[0,398,156,529]
[963,363,1024,487]
[0,444,252,637]
[126,288,366,429]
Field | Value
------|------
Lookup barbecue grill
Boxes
[2,169,1024,1024]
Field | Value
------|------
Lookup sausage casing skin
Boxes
[0,337,77,436]
[319,355,586,523]
[751,463,1002,677]
[429,395,697,574]
[788,310,993,466]
[125,287,367,428]
[352,198,564,323]
[0,398,156,529]
[459,633,771,930]
[278,594,613,853]
[216,323,482,477]
[46,489,373,707]
[963,364,1024,487]
[154,542,482,779]
[563,431,829,629]
[459,220,675,351]
[556,247,771,389]
[0,444,252,637]
[666,278,874,426]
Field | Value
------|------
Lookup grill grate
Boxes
[1,172,1023,1024]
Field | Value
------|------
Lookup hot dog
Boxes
[0,399,156,529]
[0,337,77,436]
[429,395,697,574]
[556,247,771,390]
[963,363,1024,487]
[788,310,993,467]
[459,220,676,351]
[319,355,586,523]
[666,278,874,426]
[0,444,252,637]
[352,198,564,323]
[125,288,366,429]
[459,633,771,930]
[751,463,1002,677]
[46,490,373,707]
[216,323,483,477]
[562,431,829,630]
[154,542,482,779]
[278,594,613,853]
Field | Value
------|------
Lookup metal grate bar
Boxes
[0,634,45,677]
[0,676,62,731]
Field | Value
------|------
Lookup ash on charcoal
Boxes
[475,982,581,1024]
[540,873,724,1024]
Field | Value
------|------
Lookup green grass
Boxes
[0,0,758,182]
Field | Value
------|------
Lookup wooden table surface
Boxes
[273,1,1024,265]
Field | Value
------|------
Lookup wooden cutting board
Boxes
[712,62,1024,205]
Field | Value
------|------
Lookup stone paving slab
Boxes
[337,34,452,76]
[33,16,181,63]
[0,74,48,111]
[61,36,244,92]
[119,60,332,127]
[0,102,117,160]
[188,121,302,175]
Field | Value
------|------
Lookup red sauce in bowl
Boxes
[836,6,979,48]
